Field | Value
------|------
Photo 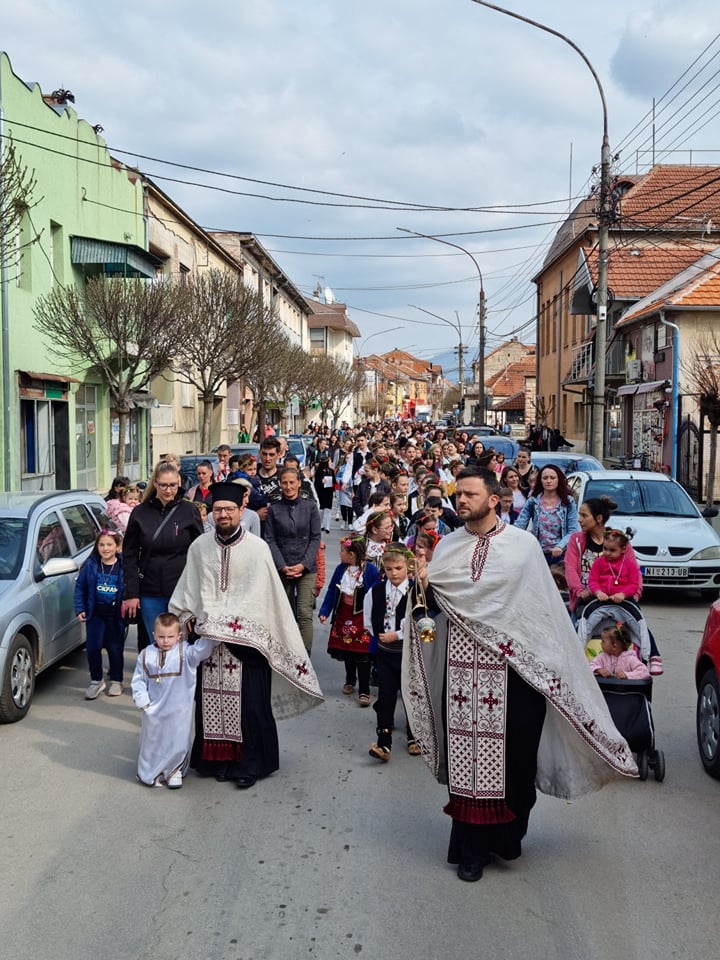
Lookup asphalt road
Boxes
[0,532,718,960]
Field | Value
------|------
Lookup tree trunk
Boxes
[256,400,266,440]
[707,418,719,509]
[114,408,128,474]
[201,392,215,453]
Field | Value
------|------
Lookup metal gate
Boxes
[677,416,702,502]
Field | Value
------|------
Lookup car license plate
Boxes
[643,566,689,578]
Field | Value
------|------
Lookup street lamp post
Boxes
[408,303,465,402]
[469,0,610,461]
[398,227,486,421]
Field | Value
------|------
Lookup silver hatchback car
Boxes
[0,490,114,723]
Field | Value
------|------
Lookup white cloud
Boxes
[3,0,720,356]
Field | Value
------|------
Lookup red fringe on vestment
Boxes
[444,795,516,825]
[201,741,242,762]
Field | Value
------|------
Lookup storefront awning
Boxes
[21,370,79,384]
[71,237,162,279]
[616,379,670,397]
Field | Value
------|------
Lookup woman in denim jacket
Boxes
[515,464,579,565]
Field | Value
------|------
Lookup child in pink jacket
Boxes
[588,528,642,604]
[590,624,650,680]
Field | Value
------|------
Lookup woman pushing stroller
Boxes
[565,496,663,676]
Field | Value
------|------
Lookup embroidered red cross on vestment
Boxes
[483,690,499,711]
[296,663,309,676]
[453,688,468,707]
[498,640,514,658]
[224,660,239,673]
[228,618,243,633]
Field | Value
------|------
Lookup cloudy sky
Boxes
[4,0,720,377]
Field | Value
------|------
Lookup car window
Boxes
[286,439,304,456]
[638,480,697,517]
[0,518,28,580]
[36,512,71,563]
[88,502,114,531]
[61,504,98,552]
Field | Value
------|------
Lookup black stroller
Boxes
[577,599,665,782]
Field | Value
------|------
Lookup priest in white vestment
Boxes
[170,482,323,788]
[402,467,638,882]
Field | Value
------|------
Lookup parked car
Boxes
[524,451,604,475]
[696,600,720,778]
[476,436,521,462]
[280,435,308,467]
[457,425,498,436]
[0,490,115,723]
[566,470,720,598]
[181,444,261,490]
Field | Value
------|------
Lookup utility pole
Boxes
[454,310,465,402]
[400,230,485,422]
[478,288,486,423]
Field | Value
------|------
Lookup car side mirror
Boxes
[37,557,79,580]
[702,507,719,520]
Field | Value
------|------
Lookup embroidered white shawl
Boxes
[402,522,638,800]
[169,530,323,719]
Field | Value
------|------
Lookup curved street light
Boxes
[355,325,405,420]
[398,227,486,420]
[408,304,465,402]
[355,325,405,358]
[469,0,611,460]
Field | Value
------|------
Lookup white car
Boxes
[567,470,720,599]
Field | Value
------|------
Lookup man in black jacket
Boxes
[264,466,321,654]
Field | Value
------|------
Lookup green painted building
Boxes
[0,51,157,491]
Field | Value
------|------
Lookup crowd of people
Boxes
[74,419,655,882]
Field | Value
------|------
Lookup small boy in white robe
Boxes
[131,612,217,789]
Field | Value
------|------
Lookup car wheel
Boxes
[696,668,720,779]
[0,634,35,723]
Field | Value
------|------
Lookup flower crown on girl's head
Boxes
[340,535,363,549]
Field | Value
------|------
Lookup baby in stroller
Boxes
[577,600,664,781]
[589,622,649,680]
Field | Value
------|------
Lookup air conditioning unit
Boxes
[626,359,641,382]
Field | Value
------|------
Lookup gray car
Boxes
[0,490,114,723]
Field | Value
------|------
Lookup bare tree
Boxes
[171,269,275,451]
[314,355,363,426]
[242,320,293,440]
[682,330,720,507]
[34,276,187,472]
[0,137,38,280]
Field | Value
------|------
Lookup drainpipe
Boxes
[660,310,680,479]
[0,67,12,490]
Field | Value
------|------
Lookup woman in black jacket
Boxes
[123,462,204,647]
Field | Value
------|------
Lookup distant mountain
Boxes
[431,348,467,386]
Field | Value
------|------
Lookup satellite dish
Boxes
[324,287,335,304]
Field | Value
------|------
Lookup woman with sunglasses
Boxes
[123,461,204,647]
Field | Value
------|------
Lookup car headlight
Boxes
[693,546,720,561]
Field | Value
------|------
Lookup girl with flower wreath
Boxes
[318,535,381,706]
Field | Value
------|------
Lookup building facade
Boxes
[1,52,151,491]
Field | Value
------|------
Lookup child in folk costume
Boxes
[319,535,380,707]
[364,508,395,563]
[74,529,126,700]
[131,612,218,789]
[588,528,642,604]
[364,544,420,760]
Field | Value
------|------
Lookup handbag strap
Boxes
[140,502,181,573]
